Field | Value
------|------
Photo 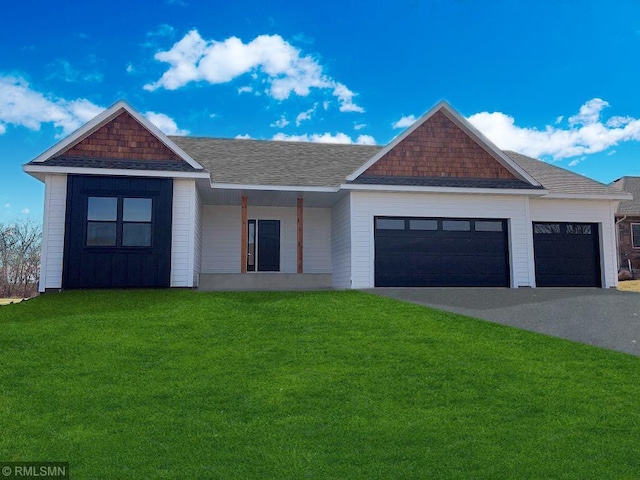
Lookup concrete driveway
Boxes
[367,288,640,356]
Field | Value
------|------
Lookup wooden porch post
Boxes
[241,195,247,273]
[297,197,303,274]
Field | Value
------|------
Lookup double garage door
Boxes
[374,217,601,287]
[374,217,510,287]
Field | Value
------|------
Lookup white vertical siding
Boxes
[522,196,536,287]
[349,191,531,289]
[302,207,332,273]
[529,198,619,288]
[331,194,352,288]
[193,186,202,287]
[201,205,241,273]
[171,179,197,287]
[39,175,67,291]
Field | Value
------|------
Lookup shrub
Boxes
[618,269,633,281]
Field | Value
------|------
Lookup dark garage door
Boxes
[533,222,601,287]
[374,217,510,287]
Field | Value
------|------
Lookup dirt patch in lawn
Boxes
[618,280,640,292]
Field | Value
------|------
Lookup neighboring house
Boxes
[23,100,630,291]
[611,176,640,274]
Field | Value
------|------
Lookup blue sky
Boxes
[2,0,640,223]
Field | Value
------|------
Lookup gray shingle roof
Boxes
[34,134,623,198]
[504,151,623,197]
[169,136,380,187]
[169,137,621,198]
[611,176,640,215]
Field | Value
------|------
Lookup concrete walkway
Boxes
[367,288,640,356]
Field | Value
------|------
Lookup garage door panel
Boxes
[375,217,510,287]
[533,222,601,287]
[377,254,443,275]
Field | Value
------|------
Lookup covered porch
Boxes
[196,181,346,290]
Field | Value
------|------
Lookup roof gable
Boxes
[59,110,181,161]
[30,100,203,170]
[611,176,640,214]
[348,101,540,186]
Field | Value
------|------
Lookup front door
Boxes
[256,220,280,272]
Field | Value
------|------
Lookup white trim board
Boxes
[23,164,211,180]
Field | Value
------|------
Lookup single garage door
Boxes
[533,222,601,287]
[374,217,510,287]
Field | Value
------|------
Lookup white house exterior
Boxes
[23,100,629,291]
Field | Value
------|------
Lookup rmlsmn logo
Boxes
[0,462,69,479]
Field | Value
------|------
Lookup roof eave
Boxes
[22,164,211,181]
[341,183,549,196]
[538,193,632,201]
[210,182,340,193]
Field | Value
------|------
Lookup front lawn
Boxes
[1,290,639,479]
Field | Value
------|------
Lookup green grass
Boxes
[1,290,639,479]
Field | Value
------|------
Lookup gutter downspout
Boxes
[615,215,627,271]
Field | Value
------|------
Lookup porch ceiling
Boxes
[197,182,345,207]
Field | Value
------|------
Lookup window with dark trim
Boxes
[632,223,640,248]
[534,223,561,234]
[86,196,153,247]
[442,220,470,231]
[376,218,405,230]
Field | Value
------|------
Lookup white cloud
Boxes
[270,115,289,128]
[467,98,640,160]
[0,75,104,136]
[235,133,252,139]
[355,134,376,145]
[568,98,609,126]
[272,132,376,145]
[296,104,317,126]
[21,208,30,215]
[607,150,617,156]
[606,116,633,128]
[237,86,253,94]
[392,115,417,129]
[46,59,103,83]
[144,30,364,112]
[147,24,175,38]
[568,156,586,167]
[126,63,135,74]
[4,203,10,208]
[354,123,366,130]
[332,82,364,113]
[144,111,189,136]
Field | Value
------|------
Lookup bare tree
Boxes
[0,219,42,298]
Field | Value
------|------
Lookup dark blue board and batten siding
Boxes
[63,175,173,289]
